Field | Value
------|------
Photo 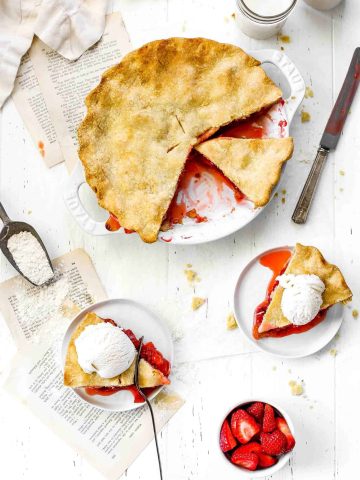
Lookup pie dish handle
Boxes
[252,49,305,124]
[64,162,112,235]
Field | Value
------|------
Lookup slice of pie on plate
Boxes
[78,37,282,243]
[195,138,294,207]
[257,243,352,335]
[64,312,170,388]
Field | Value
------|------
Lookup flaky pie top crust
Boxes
[78,37,282,242]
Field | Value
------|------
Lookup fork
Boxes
[134,336,163,480]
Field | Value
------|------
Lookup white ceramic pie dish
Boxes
[217,398,295,478]
[64,48,305,245]
[233,246,344,358]
[61,298,174,411]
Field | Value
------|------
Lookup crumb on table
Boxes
[301,110,311,123]
[226,313,238,330]
[184,269,200,283]
[192,297,206,311]
[289,380,304,396]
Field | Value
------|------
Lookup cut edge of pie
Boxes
[195,137,294,207]
[78,37,282,243]
[63,312,170,388]
[258,243,353,334]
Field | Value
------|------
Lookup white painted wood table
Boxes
[1,0,359,478]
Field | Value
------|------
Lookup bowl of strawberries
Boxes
[219,399,295,477]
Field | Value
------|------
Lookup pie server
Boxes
[0,201,54,286]
[292,47,360,224]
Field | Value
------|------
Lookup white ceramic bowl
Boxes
[61,298,174,411]
[64,48,305,245]
[219,398,295,478]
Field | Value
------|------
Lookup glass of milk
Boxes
[303,0,343,10]
[235,0,298,40]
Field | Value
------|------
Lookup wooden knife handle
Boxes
[292,147,329,224]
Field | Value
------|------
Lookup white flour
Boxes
[7,231,54,285]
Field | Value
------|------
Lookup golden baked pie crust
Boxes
[78,38,282,242]
[258,243,353,333]
[195,137,294,207]
[64,312,169,388]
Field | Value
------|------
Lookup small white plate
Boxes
[61,298,174,411]
[233,246,344,358]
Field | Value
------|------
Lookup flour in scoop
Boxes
[7,231,53,286]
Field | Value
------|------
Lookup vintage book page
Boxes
[12,12,132,172]
[0,249,183,479]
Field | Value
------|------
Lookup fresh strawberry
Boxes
[258,453,277,468]
[231,450,258,471]
[260,430,287,456]
[262,404,276,433]
[234,442,262,455]
[247,402,265,423]
[231,409,260,444]
[220,420,237,452]
[276,417,296,451]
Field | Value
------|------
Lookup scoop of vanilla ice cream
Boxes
[278,274,325,326]
[75,323,136,378]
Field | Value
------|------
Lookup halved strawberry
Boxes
[231,409,260,444]
[231,450,258,471]
[258,453,277,468]
[263,404,276,433]
[260,430,287,456]
[234,441,262,455]
[276,417,296,452]
[247,402,264,423]
[220,419,237,452]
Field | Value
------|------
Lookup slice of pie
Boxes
[195,138,294,207]
[258,243,352,334]
[78,38,282,243]
[64,312,170,388]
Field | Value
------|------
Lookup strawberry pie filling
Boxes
[253,249,328,339]
[104,103,283,234]
[85,319,171,403]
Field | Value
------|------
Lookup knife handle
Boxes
[292,147,329,224]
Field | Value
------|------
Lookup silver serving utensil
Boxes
[292,47,360,223]
[0,201,54,286]
[134,336,163,480]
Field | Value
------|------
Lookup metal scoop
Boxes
[0,201,54,286]
[134,336,163,480]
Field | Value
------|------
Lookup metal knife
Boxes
[292,47,360,224]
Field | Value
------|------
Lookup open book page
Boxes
[0,249,184,479]
[12,51,64,167]
[11,12,132,172]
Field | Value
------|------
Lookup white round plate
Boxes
[61,298,174,411]
[233,246,344,358]
[64,49,305,245]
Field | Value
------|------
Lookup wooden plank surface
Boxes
[0,0,359,478]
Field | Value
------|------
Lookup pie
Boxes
[78,38,282,243]
[64,312,170,389]
[195,138,294,207]
[257,243,352,336]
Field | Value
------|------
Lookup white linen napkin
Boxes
[0,0,109,108]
